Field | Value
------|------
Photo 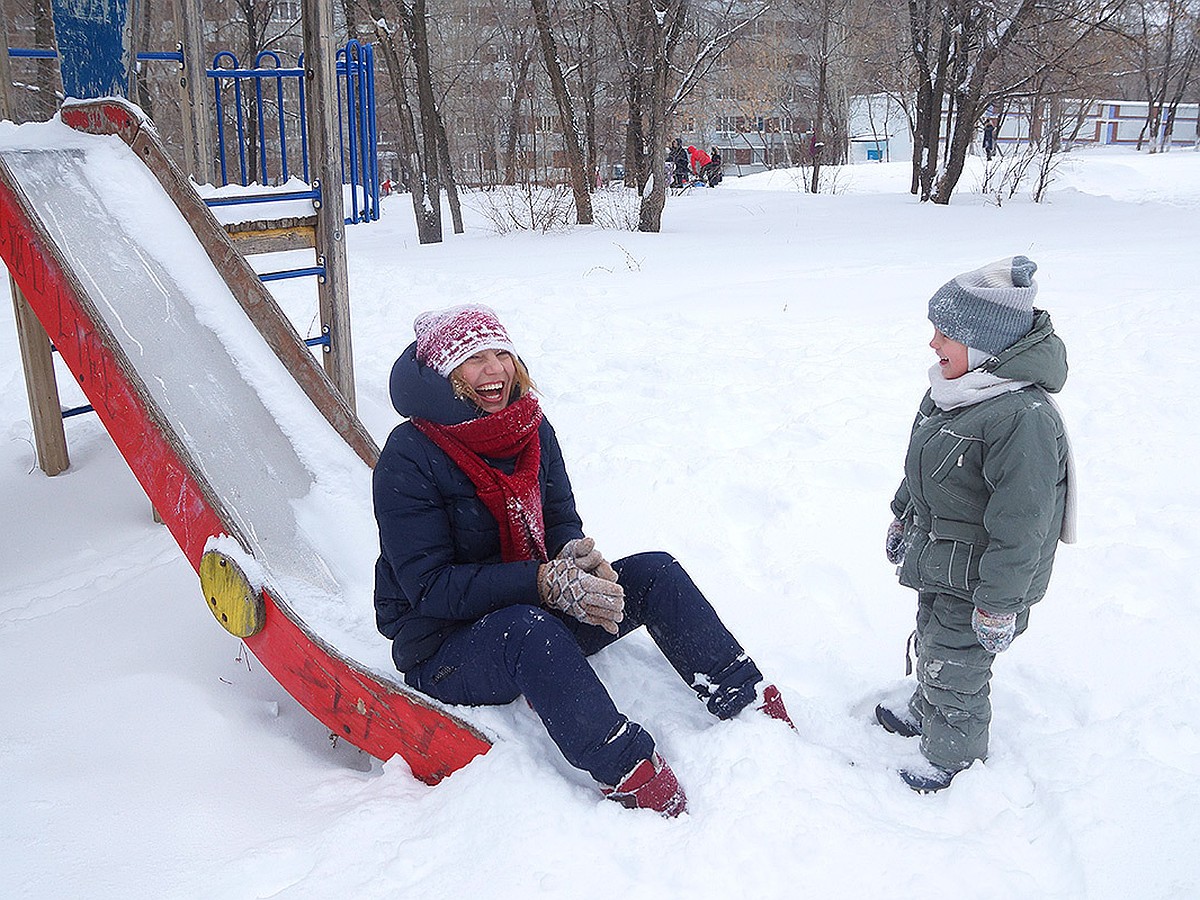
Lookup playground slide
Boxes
[0,100,490,783]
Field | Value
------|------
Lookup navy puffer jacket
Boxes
[372,343,584,671]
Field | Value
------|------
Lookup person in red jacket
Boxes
[687,145,711,177]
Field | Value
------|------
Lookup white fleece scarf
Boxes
[928,364,1031,411]
[927,364,1077,544]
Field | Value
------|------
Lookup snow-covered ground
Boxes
[3,144,1198,898]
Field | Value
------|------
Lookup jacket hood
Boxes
[389,341,482,424]
[987,309,1068,393]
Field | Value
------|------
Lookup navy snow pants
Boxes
[403,551,763,786]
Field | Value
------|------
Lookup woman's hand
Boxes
[538,557,625,634]
[558,536,619,583]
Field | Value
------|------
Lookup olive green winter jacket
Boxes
[891,310,1069,616]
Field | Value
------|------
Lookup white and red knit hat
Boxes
[413,304,517,376]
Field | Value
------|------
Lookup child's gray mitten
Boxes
[972,607,1017,653]
[885,518,906,564]
[538,558,625,634]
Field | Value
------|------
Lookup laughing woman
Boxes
[372,305,792,817]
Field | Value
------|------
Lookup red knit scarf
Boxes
[412,392,547,562]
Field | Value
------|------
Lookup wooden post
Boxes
[0,13,14,119]
[173,0,215,182]
[3,15,70,476]
[302,0,357,413]
[11,285,70,475]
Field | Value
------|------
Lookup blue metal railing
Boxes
[6,43,379,229]
[8,46,183,63]
[210,49,307,188]
[8,48,57,59]
[203,187,320,208]
[337,41,379,225]
[207,44,378,226]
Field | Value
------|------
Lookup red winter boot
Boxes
[758,683,795,730]
[603,753,688,817]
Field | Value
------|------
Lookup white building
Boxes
[846,95,1200,164]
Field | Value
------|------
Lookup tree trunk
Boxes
[340,0,360,37]
[619,0,648,190]
[638,0,685,232]
[243,7,261,183]
[401,0,444,242]
[33,0,58,120]
[370,11,439,243]
[135,0,155,117]
[908,0,952,200]
[810,15,829,194]
[504,49,533,185]
[625,70,646,188]
[435,110,465,233]
[530,0,594,224]
[1161,36,1198,151]
[581,2,599,186]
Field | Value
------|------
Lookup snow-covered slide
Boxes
[0,99,489,783]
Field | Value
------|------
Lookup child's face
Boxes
[930,328,970,379]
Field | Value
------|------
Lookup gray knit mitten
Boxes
[538,557,625,634]
[885,518,907,564]
[972,607,1017,653]
[558,536,619,583]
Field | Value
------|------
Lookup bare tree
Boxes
[2,0,67,122]
[530,0,594,223]
[640,0,689,231]
[404,0,447,240]
[906,0,954,198]
[906,1,1129,204]
[1126,0,1200,151]
[606,0,703,231]
[796,0,855,191]
[370,3,442,242]
[505,46,536,184]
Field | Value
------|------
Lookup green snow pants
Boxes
[906,591,1029,771]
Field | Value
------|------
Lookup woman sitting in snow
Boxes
[876,256,1076,791]
[372,305,793,816]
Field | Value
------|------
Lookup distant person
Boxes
[982,119,997,160]
[876,256,1076,792]
[704,147,723,186]
[667,138,689,188]
[373,305,794,817]
[687,145,711,183]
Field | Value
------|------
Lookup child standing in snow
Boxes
[876,256,1076,791]
[373,305,794,817]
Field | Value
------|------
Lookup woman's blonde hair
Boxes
[450,354,536,409]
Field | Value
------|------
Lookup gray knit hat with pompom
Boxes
[928,256,1038,354]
